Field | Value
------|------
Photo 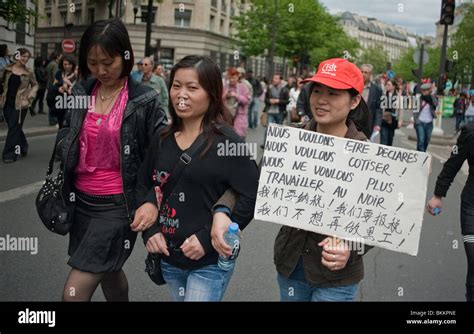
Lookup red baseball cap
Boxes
[302,58,364,95]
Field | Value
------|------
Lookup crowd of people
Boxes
[1,17,473,303]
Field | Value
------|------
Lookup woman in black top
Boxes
[0,48,38,163]
[47,54,78,128]
[136,55,259,301]
[427,124,474,301]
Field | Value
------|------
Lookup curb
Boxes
[0,127,58,141]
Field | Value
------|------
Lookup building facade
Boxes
[0,0,36,65]
[337,11,417,63]
[35,0,283,78]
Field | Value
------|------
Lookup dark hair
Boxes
[49,51,59,61]
[16,48,31,59]
[78,18,134,80]
[162,55,233,155]
[59,54,77,73]
[347,88,371,138]
[308,82,370,138]
[0,44,8,58]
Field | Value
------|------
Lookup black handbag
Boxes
[35,128,74,235]
[144,132,208,286]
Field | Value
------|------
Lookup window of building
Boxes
[60,11,67,25]
[221,0,227,13]
[210,15,215,31]
[211,0,217,8]
[140,5,157,23]
[220,18,224,33]
[75,11,81,25]
[46,13,52,26]
[174,9,191,27]
[88,8,94,24]
[15,22,26,45]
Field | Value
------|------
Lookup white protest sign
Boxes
[255,123,431,256]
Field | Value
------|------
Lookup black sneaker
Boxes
[3,158,16,163]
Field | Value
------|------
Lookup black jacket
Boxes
[58,76,167,220]
[366,82,383,136]
[296,82,312,119]
[264,84,290,114]
[434,124,474,200]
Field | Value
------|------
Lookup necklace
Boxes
[99,84,124,101]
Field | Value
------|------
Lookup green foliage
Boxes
[0,0,38,24]
[233,0,359,69]
[355,44,389,75]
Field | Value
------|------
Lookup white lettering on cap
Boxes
[321,63,337,77]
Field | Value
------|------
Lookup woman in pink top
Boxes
[223,67,250,138]
[55,19,167,301]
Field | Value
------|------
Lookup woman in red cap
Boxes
[271,58,373,301]
[214,58,374,301]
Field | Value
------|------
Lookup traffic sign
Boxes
[413,49,429,65]
[62,39,76,53]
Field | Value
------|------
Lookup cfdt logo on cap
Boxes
[321,63,337,77]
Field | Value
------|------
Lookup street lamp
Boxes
[132,0,153,57]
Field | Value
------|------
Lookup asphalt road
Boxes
[0,120,468,301]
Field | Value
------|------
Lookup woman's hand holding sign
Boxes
[319,236,350,271]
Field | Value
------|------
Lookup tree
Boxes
[355,44,389,75]
[233,0,359,76]
[452,4,474,87]
[0,0,38,24]
[392,48,417,82]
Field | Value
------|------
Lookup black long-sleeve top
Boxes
[434,125,474,200]
[137,125,259,270]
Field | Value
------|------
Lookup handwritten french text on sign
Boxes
[255,124,431,256]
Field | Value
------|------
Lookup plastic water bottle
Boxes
[218,223,240,271]
[434,207,441,216]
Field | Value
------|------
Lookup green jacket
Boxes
[140,73,169,118]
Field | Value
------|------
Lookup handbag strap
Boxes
[158,131,208,206]
[46,135,59,177]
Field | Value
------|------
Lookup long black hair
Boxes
[78,18,134,80]
[348,88,371,138]
[161,55,233,155]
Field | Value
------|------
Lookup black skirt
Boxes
[68,197,137,273]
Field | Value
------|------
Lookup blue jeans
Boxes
[248,97,260,129]
[415,121,433,152]
[263,112,285,144]
[277,259,358,301]
[160,260,234,301]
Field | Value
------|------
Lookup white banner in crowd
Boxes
[254,124,431,256]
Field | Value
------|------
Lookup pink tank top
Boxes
[74,80,129,195]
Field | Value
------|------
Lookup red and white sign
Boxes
[62,39,76,53]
